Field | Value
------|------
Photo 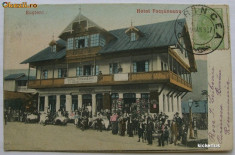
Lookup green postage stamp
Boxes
[2,2,233,153]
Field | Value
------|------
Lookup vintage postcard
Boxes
[3,2,233,152]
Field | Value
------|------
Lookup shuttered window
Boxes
[95,65,99,75]
[67,38,74,50]
[76,66,83,76]
[133,62,137,73]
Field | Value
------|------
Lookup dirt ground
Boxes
[4,122,207,152]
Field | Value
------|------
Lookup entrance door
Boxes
[96,94,103,112]
[123,93,136,113]
[103,93,111,110]
[82,94,92,110]
[60,95,66,111]
[48,95,56,114]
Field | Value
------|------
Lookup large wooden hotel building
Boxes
[22,13,197,119]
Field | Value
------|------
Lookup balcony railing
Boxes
[28,71,192,91]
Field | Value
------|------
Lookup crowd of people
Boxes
[5,105,197,146]
[72,106,191,146]
[109,111,189,146]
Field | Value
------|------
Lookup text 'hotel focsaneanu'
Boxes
[22,12,197,119]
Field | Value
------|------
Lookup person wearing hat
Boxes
[137,118,144,142]
[181,123,188,145]
[127,114,133,137]
[110,112,118,134]
[96,112,103,132]
[175,112,182,141]
[163,125,170,145]
[170,118,178,145]
[146,117,154,145]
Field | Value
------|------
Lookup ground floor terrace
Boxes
[37,84,186,119]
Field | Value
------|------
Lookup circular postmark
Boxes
[174,5,224,55]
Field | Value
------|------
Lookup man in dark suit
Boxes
[146,117,154,145]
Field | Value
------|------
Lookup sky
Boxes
[3,3,207,70]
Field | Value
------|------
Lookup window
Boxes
[83,65,93,76]
[51,45,56,52]
[100,35,106,47]
[173,59,177,74]
[67,38,74,50]
[111,93,119,100]
[164,63,167,70]
[72,95,78,111]
[185,51,188,58]
[58,68,67,78]
[42,70,48,79]
[91,34,99,47]
[95,65,99,75]
[60,95,66,110]
[76,66,83,76]
[133,60,149,72]
[141,93,150,100]
[109,63,118,74]
[171,96,174,112]
[167,95,170,112]
[75,36,88,49]
[177,97,179,111]
[131,32,136,41]
[161,61,164,71]
[162,62,168,71]
[39,97,45,111]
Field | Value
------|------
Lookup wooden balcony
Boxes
[28,71,192,91]
[66,47,102,62]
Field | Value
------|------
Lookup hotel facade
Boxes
[22,13,197,119]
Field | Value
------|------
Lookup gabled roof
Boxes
[59,13,105,37]
[21,39,66,64]
[99,19,186,54]
[22,19,188,64]
[4,73,25,80]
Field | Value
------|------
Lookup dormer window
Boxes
[49,39,57,52]
[131,32,136,41]
[51,45,56,52]
[75,36,88,49]
[125,24,143,42]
